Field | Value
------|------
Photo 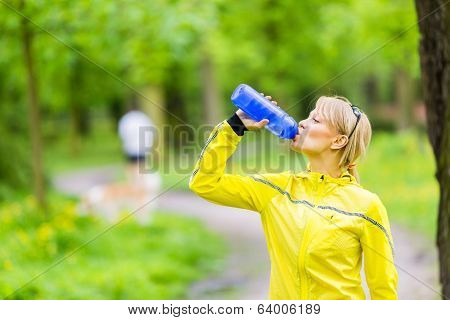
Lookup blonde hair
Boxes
[313,96,372,183]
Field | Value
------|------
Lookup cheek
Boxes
[290,126,334,152]
[307,126,333,140]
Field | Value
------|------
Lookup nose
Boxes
[298,119,307,130]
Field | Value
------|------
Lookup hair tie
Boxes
[348,163,357,170]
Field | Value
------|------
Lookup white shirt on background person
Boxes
[118,110,154,157]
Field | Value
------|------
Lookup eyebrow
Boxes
[309,111,319,118]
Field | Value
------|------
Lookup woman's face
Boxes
[290,109,340,155]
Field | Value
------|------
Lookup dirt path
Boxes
[53,166,441,299]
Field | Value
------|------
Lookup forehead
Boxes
[309,109,322,118]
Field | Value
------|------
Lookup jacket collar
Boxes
[295,163,359,186]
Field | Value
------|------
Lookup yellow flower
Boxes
[3,259,13,271]
[37,223,54,243]
[0,209,12,225]
[64,202,77,218]
[17,229,30,245]
[57,218,75,232]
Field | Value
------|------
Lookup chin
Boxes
[290,140,305,154]
[291,143,318,156]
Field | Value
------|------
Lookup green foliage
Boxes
[43,115,122,174]
[0,195,226,299]
[0,0,420,118]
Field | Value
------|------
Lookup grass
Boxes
[0,195,226,299]
[359,130,438,237]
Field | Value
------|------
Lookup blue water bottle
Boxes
[231,84,298,139]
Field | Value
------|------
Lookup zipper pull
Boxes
[329,214,334,224]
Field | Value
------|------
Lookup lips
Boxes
[291,128,306,146]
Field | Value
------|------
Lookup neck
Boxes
[307,153,343,179]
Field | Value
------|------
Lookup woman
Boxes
[189,94,398,300]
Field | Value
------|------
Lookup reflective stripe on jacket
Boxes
[189,120,398,300]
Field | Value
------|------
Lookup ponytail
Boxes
[347,163,360,183]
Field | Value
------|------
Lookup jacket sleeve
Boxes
[361,195,398,300]
[188,119,287,213]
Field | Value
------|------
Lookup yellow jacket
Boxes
[189,119,398,300]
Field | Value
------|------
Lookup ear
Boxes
[330,134,348,150]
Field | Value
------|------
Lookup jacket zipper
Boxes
[298,174,324,299]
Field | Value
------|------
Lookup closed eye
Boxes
[313,118,320,123]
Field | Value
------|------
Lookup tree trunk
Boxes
[415,0,449,299]
[363,74,379,108]
[200,52,222,125]
[394,68,415,130]
[139,85,167,171]
[69,55,82,155]
[109,96,125,132]
[21,12,46,210]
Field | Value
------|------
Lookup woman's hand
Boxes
[236,93,277,130]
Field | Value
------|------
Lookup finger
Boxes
[273,100,278,105]
[258,119,269,127]
[265,95,272,100]
[260,92,264,96]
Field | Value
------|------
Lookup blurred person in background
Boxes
[118,106,154,182]
[80,107,160,224]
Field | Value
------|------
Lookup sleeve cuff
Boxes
[226,112,248,136]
